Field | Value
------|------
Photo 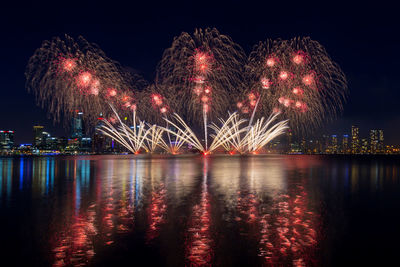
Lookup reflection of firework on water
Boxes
[242,37,347,132]
[235,185,319,265]
[258,186,318,266]
[51,160,137,266]
[25,34,147,128]
[186,158,213,265]
[52,205,97,267]
[146,183,167,242]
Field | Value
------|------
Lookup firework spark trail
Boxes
[208,112,248,152]
[98,102,289,155]
[98,105,191,154]
[98,105,151,154]
[241,37,347,132]
[144,124,165,153]
[161,111,288,154]
[162,114,205,152]
[242,113,289,153]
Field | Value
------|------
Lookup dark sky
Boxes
[0,1,399,144]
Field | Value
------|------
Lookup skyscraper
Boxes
[361,138,369,154]
[370,130,378,154]
[33,125,44,147]
[331,135,338,154]
[93,115,106,153]
[322,134,330,153]
[71,111,83,139]
[342,135,349,154]
[351,126,359,154]
[378,130,384,153]
[287,129,292,153]
[0,130,14,152]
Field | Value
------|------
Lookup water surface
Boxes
[0,155,399,266]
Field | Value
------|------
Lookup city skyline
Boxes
[3,121,400,155]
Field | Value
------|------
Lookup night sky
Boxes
[1,1,399,144]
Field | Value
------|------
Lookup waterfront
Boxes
[0,155,399,266]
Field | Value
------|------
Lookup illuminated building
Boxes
[378,130,384,153]
[342,135,349,154]
[370,130,378,154]
[40,131,58,150]
[315,140,322,153]
[306,140,319,154]
[33,125,44,147]
[57,137,68,151]
[80,137,92,152]
[71,111,83,139]
[351,126,359,154]
[0,130,14,152]
[17,144,32,154]
[322,135,330,153]
[360,138,369,154]
[300,138,306,153]
[93,115,106,153]
[287,129,292,152]
[331,135,338,154]
[45,134,58,150]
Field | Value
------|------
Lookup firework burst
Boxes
[156,28,247,148]
[242,37,347,132]
[25,34,147,129]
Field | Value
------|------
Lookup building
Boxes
[378,130,384,153]
[370,130,378,154]
[80,137,92,152]
[0,130,14,152]
[322,135,330,153]
[342,135,349,154]
[351,126,359,154]
[286,130,293,153]
[33,125,44,147]
[331,135,338,154]
[361,138,369,154]
[71,111,83,139]
[17,144,33,154]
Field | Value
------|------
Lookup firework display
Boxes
[156,28,247,148]
[241,37,347,131]
[25,34,147,127]
[100,107,288,154]
[26,29,347,154]
[156,28,247,122]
